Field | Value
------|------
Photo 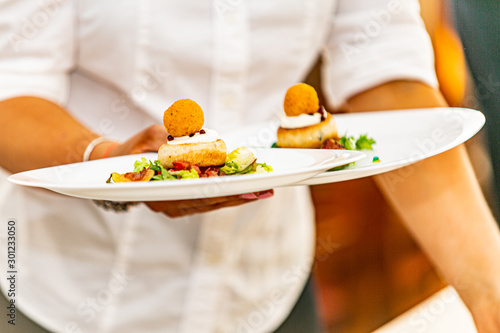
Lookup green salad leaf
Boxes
[220,147,257,175]
[338,136,357,150]
[255,163,273,173]
[133,158,177,180]
[355,134,376,150]
[169,169,200,179]
[331,134,376,171]
[151,162,176,180]
[338,134,375,151]
[110,146,272,183]
[227,147,255,170]
[133,157,151,172]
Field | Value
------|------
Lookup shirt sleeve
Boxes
[0,0,75,105]
[322,0,439,108]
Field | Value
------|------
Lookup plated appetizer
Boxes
[275,83,376,168]
[277,83,338,149]
[108,99,272,183]
[276,83,375,150]
[159,98,227,168]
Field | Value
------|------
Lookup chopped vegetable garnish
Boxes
[338,136,357,150]
[338,134,376,151]
[355,134,376,150]
[220,147,261,175]
[372,156,381,163]
[330,134,376,170]
[107,147,271,183]
[133,157,152,173]
[225,147,255,171]
[255,163,273,173]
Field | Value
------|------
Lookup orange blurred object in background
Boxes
[432,10,467,107]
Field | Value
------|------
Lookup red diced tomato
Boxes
[172,161,191,170]
[205,170,219,178]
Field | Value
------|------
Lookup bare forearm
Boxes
[339,80,448,112]
[0,96,101,173]
[376,146,500,301]
[344,81,500,304]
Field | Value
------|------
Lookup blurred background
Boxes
[307,0,499,332]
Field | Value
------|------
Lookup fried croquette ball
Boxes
[163,99,205,137]
[283,83,320,117]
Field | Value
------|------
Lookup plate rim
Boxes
[296,107,485,185]
[7,148,365,200]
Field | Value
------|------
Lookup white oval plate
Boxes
[222,107,485,186]
[7,148,365,201]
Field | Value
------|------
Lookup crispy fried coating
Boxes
[283,83,320,117]
[158,139,227,168]
[277,113,338,148]
[163,99,205,137]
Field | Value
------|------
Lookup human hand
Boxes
[93,124,170,160]
[146,190,274,218]
[91,124,274,217]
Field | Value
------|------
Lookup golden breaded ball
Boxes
[163,99,204,137]
[283,83,320,117]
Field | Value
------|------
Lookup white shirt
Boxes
[0,1,437,332]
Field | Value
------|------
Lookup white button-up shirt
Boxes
[0,1,437,332]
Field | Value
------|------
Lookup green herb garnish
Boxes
[330,134,376,171]
[339,134,375,151]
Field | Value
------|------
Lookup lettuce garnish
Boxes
[220,147,258,175]
[255,163,273,173]
[329,134,376,171]
[108,147,272,183]
[338,134,375,151]
[169,169,200,179]
[133,158,177,180]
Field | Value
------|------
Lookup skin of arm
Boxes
[0,96,105,173]
[341,80,500,332]
[0,96,272,217]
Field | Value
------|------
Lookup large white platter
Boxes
[223,107,485,185]
[7,148,365,201]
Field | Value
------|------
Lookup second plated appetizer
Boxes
[277,83,338,148]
